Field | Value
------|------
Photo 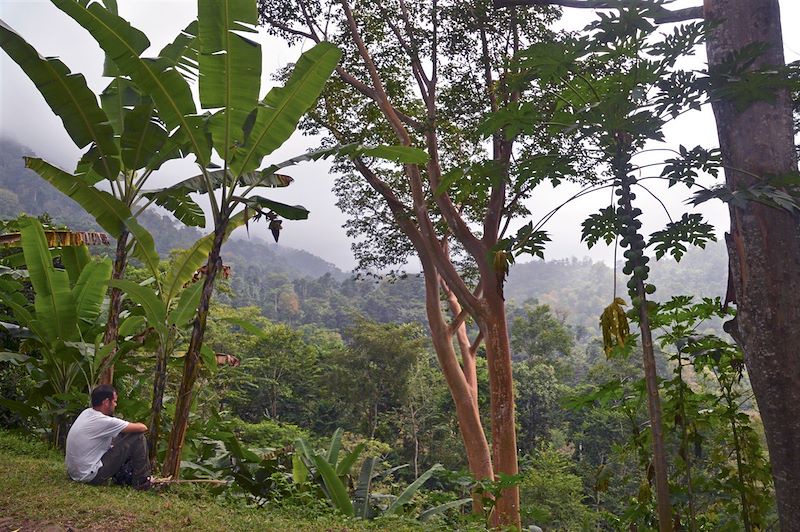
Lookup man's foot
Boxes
[132,477,152,491]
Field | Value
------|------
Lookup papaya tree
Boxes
[487,8,725,528]
[498,0,800,526]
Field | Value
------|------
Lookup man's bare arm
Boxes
[121,422,148,434]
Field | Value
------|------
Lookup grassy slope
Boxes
[0,430,424,531]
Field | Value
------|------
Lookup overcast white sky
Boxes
[1,0,798,271]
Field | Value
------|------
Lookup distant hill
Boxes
[1,136,729,332]
[506,242,728,328]
[0,137,346,281]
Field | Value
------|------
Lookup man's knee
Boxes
[117,432,146,443]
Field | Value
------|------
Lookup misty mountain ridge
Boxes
[0,137,346,281]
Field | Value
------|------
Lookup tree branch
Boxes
[492,0,704,23]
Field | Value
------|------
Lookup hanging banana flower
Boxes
[600,297,630,356]
[269,218,283,242]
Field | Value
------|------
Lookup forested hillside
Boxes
[0,136,727,334]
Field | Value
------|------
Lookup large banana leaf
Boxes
[336,442,365,476]
[120,101,168,170]
[100,77,141,138]
[312,454,355,517]
[51,0,211,166]
[19,218,78,343]
[162,232,215,305]
[72,259,112,332]
[143,168,293,200]
[198,0,261,161]
[384,463,444,515]
[354,456,379,519]
[0,19,119,179]
[326,427,344,466]
[23,157,159,271]
[118,315,147,338]
[230,42,342,175]
[158,20,199,81]
[24,157,131,238]
[60,244,91,286]
[143,189,205,228]
[109,279,167,336]
[169,281,203,327]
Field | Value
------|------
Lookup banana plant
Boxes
[0,217,112,446]
[0,4,205,385]
[109,212,253,467]
[38,0,342,478]
[293,429,468,520]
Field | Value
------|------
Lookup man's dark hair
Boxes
[91,384,116,407]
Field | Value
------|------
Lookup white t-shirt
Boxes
[65,408,129,482]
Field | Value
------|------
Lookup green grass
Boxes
[0,429,435,531]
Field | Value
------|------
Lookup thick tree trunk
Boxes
[422,266,494,513]
[704,1,800,528]
[98,229,129,385]
[480,284,521,529]
[162,222,227,479]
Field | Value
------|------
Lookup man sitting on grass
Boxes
[65,384,151,490]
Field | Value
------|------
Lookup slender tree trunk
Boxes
[162,222,227,479]
[704,2,800,528]
[677,354,697,532]
[635,281,672,531]
[480,286,521,529]
[98,229,129,385]
[148,340,169,468]
[725,391,753,531]
[410,403,420,478]
[441,275,479,411]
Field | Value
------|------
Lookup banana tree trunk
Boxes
[98,229,129,385]
[162,222,227,479]
[704,1,800,528]
[148,340,169,469]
